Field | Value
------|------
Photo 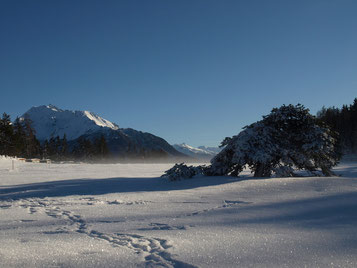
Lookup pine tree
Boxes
[73,136,94,160]
[43,139,50,159]
[317,98,357,153]
[22,117,41,158]
[209,104,340,177]
[0,113,15,156]
[48,137,57,159]
[61,134,68,160]
[93,134,109,160]
[13,117,26,157]
[55,136,61,160]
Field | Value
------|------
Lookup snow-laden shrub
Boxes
[211,104,340,177]
[161,163,207,181]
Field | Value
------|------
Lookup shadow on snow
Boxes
[0,176,240,200]
[204,191,357,231]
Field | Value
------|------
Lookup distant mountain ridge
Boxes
[21,105,186,160]
[173,143,220,161]
[197,146,221,155]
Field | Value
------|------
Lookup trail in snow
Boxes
[0,196,253,267]
[0,198,199,268]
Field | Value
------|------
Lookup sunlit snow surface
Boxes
[1,158,357,267]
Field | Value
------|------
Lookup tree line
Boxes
[0,113,109,161]
[317,98,357,153]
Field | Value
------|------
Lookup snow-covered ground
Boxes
[1,158,357,267]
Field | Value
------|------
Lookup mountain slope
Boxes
[73,128,186,159]
[21,105,186,159]
[173,143,219,160]
[197,146,221,155]
[21,105,119,141]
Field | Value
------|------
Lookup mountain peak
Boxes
[45,104,61,112]
[21,105,119,140]
[173,143,219,160]
[17,104,187,159]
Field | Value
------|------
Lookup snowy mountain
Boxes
[173,143,220,160]
[21,105,186,159]
[197,146,221,155]
[21,105,119,141]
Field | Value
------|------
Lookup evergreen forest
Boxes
[317,98,357,153]
[0,114,109,161]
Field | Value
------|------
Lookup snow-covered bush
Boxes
[211,104,340,177]
[161,163,207,181]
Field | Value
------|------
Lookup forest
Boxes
[0,115,109,161]
[317,98,357,153]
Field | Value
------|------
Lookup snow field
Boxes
[0,159,357,267]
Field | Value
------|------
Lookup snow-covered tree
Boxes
[210,104,340,177]
[162,104,340,180]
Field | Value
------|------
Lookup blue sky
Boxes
[1,0,356,147]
